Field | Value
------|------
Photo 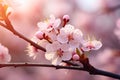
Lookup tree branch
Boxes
[0,63,120,79]
[0,63,84,70]
[0,19,46,52]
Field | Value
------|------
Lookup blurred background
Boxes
[0,0,120,80]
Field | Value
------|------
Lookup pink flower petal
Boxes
[53,19,61,28]
[62,52,72,60]
[57,34,68,43]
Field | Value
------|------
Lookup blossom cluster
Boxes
[28,15,102,65]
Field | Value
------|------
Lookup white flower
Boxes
[49,15,61,29]
[45,41,72,65]
[57,24,83,49]
[27,45,39,59]
[81,40,102,51]
[37,15,61,32]
[37,15,61,42]
[0,44,11,63]
[27,37,49,59]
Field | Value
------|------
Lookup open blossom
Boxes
[27,45,39,59]
[45,41,72,65]
[37,15,61,32]
[37,15,61,42]
[81,39,102,51]
[57,24,83,49]
[27,37,49,59]
[0,44,11,63]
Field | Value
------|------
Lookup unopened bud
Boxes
[63,15,70,22]
[72,54,80,61]
[35,31,44,40]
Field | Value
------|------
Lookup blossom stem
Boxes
[0,63,120,79]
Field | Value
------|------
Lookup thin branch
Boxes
[93,68,120,79]
[0,63,120,79]
[12,30,46,52]
[0,21,6,28]
[62,61,80,66]
[0,63,84,70]
[0,20,46,52]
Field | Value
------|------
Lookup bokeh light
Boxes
[76,0,103,13]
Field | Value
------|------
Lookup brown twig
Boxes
[0,63,120,79]
[0,18,46,52]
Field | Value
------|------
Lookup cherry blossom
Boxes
[0,44,11,63]
[27,37,49,59]
[36,15,61,42]
[81,39,102,51]
[37,15,61,33]
[27,15,102,65]
[45,41,72,65]
[27,44,39,59]
[57,24,83,49]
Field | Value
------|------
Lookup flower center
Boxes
[57,49,63,57]
[86,43,95,49]
[68,34,74,41]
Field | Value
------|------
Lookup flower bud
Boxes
[63,15,70,22]
[72,54,79,61]
[35,31,44,40]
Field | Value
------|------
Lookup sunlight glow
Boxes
[5,0,28,7]
[5,0,27,6]
[4,0,31,13]
[14,0,27,5]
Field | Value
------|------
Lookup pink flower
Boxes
[27,45,39,59]
[0,44,11,63]
[27,37,49,59]
[57,24,83,49]
[37,15,61,42]
[45,41,72,65]
[81,40,102,51]
[37,15,61,32]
